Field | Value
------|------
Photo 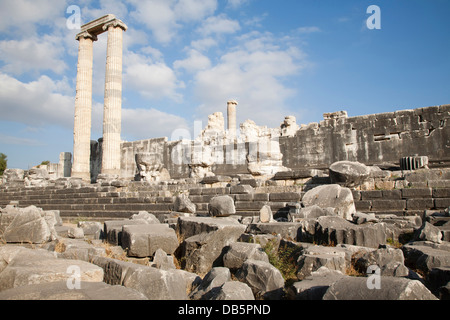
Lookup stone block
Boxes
[209,195,236,217]
[223,242,269,270]
[235,259,285,300]
[176,216,246,241]
[121,224,179,258]
[299,216,386,248]
[371,200,406,211]
[247,222,302,241]
[123,266,188,300]
[0,247,103,291]
[435,198,450,209]
[355,200,372,211]
[235,193,254,201]
[179,224,246,276]
[189,188,203,195]
[406,199,434,210]
[401,188,433,199]
[0,281,148,300]
[382,190,402,199]
[302,184,356,220]
[402,242,450,274]
[254,193,269,201]
[235,201,266,211]
[433,188,450,198]
[360,190,382,200]
[0,205,57,244]
[296,246,348,280]
[269,192,301,202]
[329,161,371,188]
[230,185,254,194]
[323,276,437,300]
[203,281,255,300]
[288,268,346,300]
[103,219,149,246]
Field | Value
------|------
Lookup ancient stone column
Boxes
[227,100,238,140]
[101,20,127,177]
[72,32,97,181]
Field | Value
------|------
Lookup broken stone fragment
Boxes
[209,195,236,217]
[302,184,356,221]
[329,161,371,188]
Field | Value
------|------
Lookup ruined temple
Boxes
[1,15,449,301]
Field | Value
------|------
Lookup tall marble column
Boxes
[227,100,238,140]
[72,32,97,181]
[101,20,127,177]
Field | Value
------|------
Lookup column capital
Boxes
[75,31,98,42]
[102,19,128,32]
[227,100,238,106]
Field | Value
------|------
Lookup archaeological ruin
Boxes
[0,15,449,301]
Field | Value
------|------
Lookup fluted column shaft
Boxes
[101,22,126,177]
[72,33,97,181]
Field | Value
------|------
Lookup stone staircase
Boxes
[1,181,449,222]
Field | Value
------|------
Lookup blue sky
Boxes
[0,0,449,170]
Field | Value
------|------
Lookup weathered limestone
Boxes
[121,224,179,258]
[222,242,269,270]
[136,154,170,182]
[58,152,72,178]
[280,116,300,137]
[0,281,147,300]
[72,32,97,181]
[322,277,438,300]
[329,161,371,188]
[189,267,231,300]
[302,184,356,221]
[0,205,57,244]
[209,195,236,217]
[101,19,127,178]
[0,247,103,291]
[235,259,285,300]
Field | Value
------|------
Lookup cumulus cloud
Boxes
[0,35,68,75]
[0,73,74,128]
[0,0,68,35]
[122,107,189,141]
[174,49,211,74]
[124,51,184,102]
[198,14,240,36]
[192,32,307,127]
[128,0,220,44]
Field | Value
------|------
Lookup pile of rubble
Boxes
[0,182,449,300]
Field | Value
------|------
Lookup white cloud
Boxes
[192,32,307,127]
[190,37,218,52]
[174,49,211,74]
[122,107,189,141]
[0,73,74,128]
[81,0,129,24]
[0,0,68,35]
[174,0,218,22]
[128,0,179,44]
[128,0,221,44]
[124,56,184,102]
[198,14,240,36]
[0,35,68,75]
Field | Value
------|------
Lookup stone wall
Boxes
[113,105,449,181]
[280,105,450,170]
